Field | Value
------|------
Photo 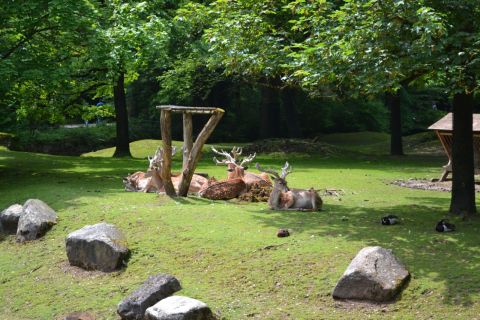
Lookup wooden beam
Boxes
[157,105,221,114]
[177,110,224,196]
[160,109,176,196]
[182,112,193,170]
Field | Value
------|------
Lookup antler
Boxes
[255,162,280,179]
[240,152,256,167]
[280,161,292,179]
[231,146,243,161]
[212,147,236,165]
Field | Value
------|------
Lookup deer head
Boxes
[256,162,291,192]
[146,146,177,174]
[212,146,256,179]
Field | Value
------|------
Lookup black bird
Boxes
[436,219,455,232]
[381,215,399,225]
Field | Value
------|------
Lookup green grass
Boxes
[1,135,479,319]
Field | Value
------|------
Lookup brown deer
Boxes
[123,147,208,193]
[256,162,323,211]
[212,146,271,189]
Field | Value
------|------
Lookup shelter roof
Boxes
[428,113,480,132]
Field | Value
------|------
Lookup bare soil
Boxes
[392,179,480,192]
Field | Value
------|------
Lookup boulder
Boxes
[145,296,214,320]
[1,204,25,234]
[16,199,57,242]
[117,273,182,320]
[65,223,129,272]
[332,246,410,302]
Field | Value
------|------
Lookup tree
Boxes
[425,0,480,216]
[287,0,444,155]
[181,0,303,138]
[289,0,479,216]
[0,0,98,129]
[85,0,171,157]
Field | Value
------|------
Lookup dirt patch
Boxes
[58,261,115,279]
[392,179,480,192]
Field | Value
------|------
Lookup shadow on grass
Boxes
[249,197,480,307]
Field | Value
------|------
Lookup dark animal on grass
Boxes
[381,215,399,225]
[436,219,455,232]
[256,162,323,211]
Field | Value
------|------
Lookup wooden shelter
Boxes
[156,105,224,196]
[428,112,480,181]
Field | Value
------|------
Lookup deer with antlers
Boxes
[212,146,271,189]
[256,162,323,211]
[123,147,208,193]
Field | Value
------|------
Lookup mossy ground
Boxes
[1,133,480,319]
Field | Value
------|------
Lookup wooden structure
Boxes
[156,105,224,196]
[428,113,480,181]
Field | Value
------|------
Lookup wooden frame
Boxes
[429,113,480,181]
[156,105,224,197]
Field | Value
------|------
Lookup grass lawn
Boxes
[1,133,480,319]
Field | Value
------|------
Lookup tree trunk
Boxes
[113,72,131,157]
[160,109,176,196]
[178,110,224,196]
[450,91,476,216]
[282,87,301,138]
[386,90,403,155]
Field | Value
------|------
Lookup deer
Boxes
[123,147,208,193]
[256,162,323,211]
[212,146,271,189]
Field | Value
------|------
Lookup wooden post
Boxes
[178,109,224,196]
[182,112,193,170]
[160,109,176,196]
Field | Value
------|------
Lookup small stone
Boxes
[1,204,25,234]
[277,229,290,238]
[65,223,129,272]
[332,246,410,302]
[117,273,182,320]
[16,199,57,242]
[145,296,214,320]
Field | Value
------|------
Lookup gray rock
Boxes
[117,274,182,320]
[332,246,410,302]
[16,199,57,242]
[145,296,214,320]
[1,204,25,234]
[65,222,129,272]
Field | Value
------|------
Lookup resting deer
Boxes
[256,162,323,211]
[123,147,208,193]
[212,146,271,189]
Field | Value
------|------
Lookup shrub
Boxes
[10,125,117,155]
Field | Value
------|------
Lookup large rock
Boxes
[145,296,214,320]
[1,204,24,232]
[16,199,57,242]
[1,204,25,234]
[65,223,129,272]
[117,273,182,320]
[332,246,410,302]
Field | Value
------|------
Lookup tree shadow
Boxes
[248,196,480,307]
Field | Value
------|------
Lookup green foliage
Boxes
[81,104,115,122]
[9,125,117,155]
[287,0,446,96]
